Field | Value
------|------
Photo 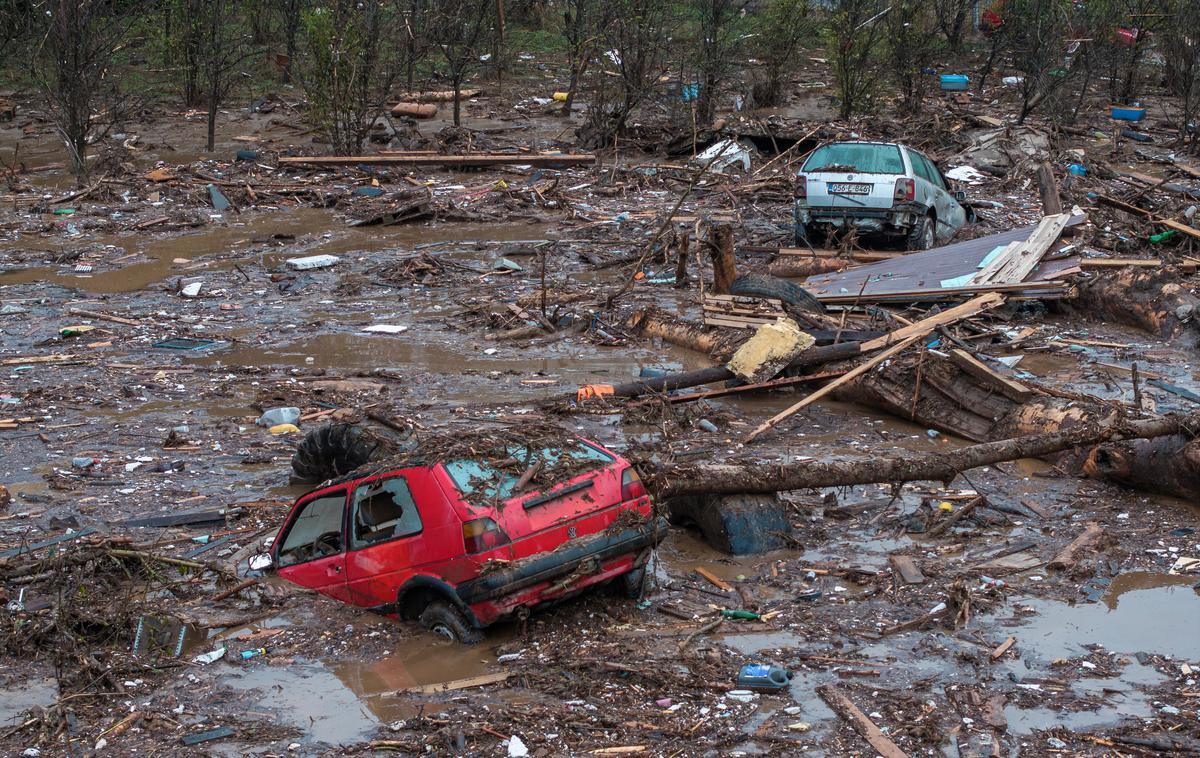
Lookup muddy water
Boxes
[1014,571,1200,660]
[0,675,56,727]
[223,636,500,745]
[0,210,554,294]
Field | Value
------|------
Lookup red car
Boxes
[267,432,664,643]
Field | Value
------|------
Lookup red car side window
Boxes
[276,491,346,567]
[350,476,423,550]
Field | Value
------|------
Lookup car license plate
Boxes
[828,182,870,194]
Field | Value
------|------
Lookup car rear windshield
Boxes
[444,442,614,503]
[803,143,905,174]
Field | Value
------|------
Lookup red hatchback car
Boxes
[268,431,664,642]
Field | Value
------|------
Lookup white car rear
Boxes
[794,141,969,250]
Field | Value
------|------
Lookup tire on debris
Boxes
[729,273,826,314]
[290,423,382,483]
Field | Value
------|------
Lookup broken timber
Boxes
[817,685,911,758]
[278,153,596,169]
[648,411,1200,498]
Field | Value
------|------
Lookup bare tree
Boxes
[559,0,611,116]
[299,0,397,153]
[1106,0,1166,104]
[1163,0,1200,151]
[393,0,432,91]
[827,0,889,119]
[32,0,135,184]
[1004,0,1075,124]
[196,0,258,151]
[688,0,750,127]
[581,0,672,145]
[885,0,941,111]
[428,0,494,126]
[275,0,305,84]
[749,0,813,108]
[932,0,972,52]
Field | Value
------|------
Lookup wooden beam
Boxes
[948,348,1036,402]
[746,334,923,442]
[278,153,596,168]
[860,293,1005,352]
[391,671,510,695]
[817,685,911,758]
[1095,195,1200,241]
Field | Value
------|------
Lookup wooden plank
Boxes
[889,555,926,585]
[1079,258,1161,268]
[746,334,923,442]
[817,685,911,758]
[1095,194,1200,241]
[1048,523,1104,569]
[948,349,1036,402]
[278,153,596,168]
[813,280,1066,305]
[391,671,510,695]
[990,636,1017,662]
[694,566,733,592]
[0,354,83,366]
[665,370,845,403]
[973,213,1071,285]
[776,247,900,262]
[703,316,774,330]
[859,293,1005,352]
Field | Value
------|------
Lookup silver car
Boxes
[793,141,970,250]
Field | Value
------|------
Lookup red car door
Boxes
[344,467,468,608]
[274,487,352,603]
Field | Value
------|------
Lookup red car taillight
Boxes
[463,518,510,554]
[794,175,807,200]
[894,177,915,202]
[621,468,648,501]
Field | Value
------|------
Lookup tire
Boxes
[290,423,380,483]
[418,601,484,644]
[729,273,826,314]
[906,214,936,251]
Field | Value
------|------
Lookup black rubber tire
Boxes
[290,423,380,483]
[729,273,826,314]
[906,214,936,251]
[419,601,484,644]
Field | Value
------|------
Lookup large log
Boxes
[606,341,862,398]
[628,306,743,359]
[649,411,1200,498]
[1070,268,1200,344]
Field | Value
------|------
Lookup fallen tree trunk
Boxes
[606,341,861,398]
[628,307,744,359]
[768,256,849,278]
[1070,268,1200,345]
[836,349,1200,500]
[649,411,1200,497]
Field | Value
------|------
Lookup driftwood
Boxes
[1071,268,1200,344]
[648,411,1200,498]
[707,223,737,294]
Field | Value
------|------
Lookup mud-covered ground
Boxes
[3,53,1200,758]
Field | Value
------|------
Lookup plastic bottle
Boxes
[240,647,268,660]
[736,663,792,691]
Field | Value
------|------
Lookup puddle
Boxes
[0,675,57,726]
[222,635,500,745]
[0,211,553,294]
[1014,572,1200,661]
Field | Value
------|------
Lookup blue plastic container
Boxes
[737,663,792,691]
[1110,105,1146,122]
[940,74,969,91]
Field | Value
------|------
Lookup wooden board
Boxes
[859,293,1005,352]
[279,153,596,168]
[391,671,510,695]
[948,349,1036,402]
[817,685,911,758]
[889,555,926,585]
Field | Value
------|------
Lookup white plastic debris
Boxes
[506,735,529,757]
[945,165,989,185]
[180,282,202,298]
[362,324,409,334]
[192,647,227,665]
[694,139,751,174]
[286,254,340,271]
